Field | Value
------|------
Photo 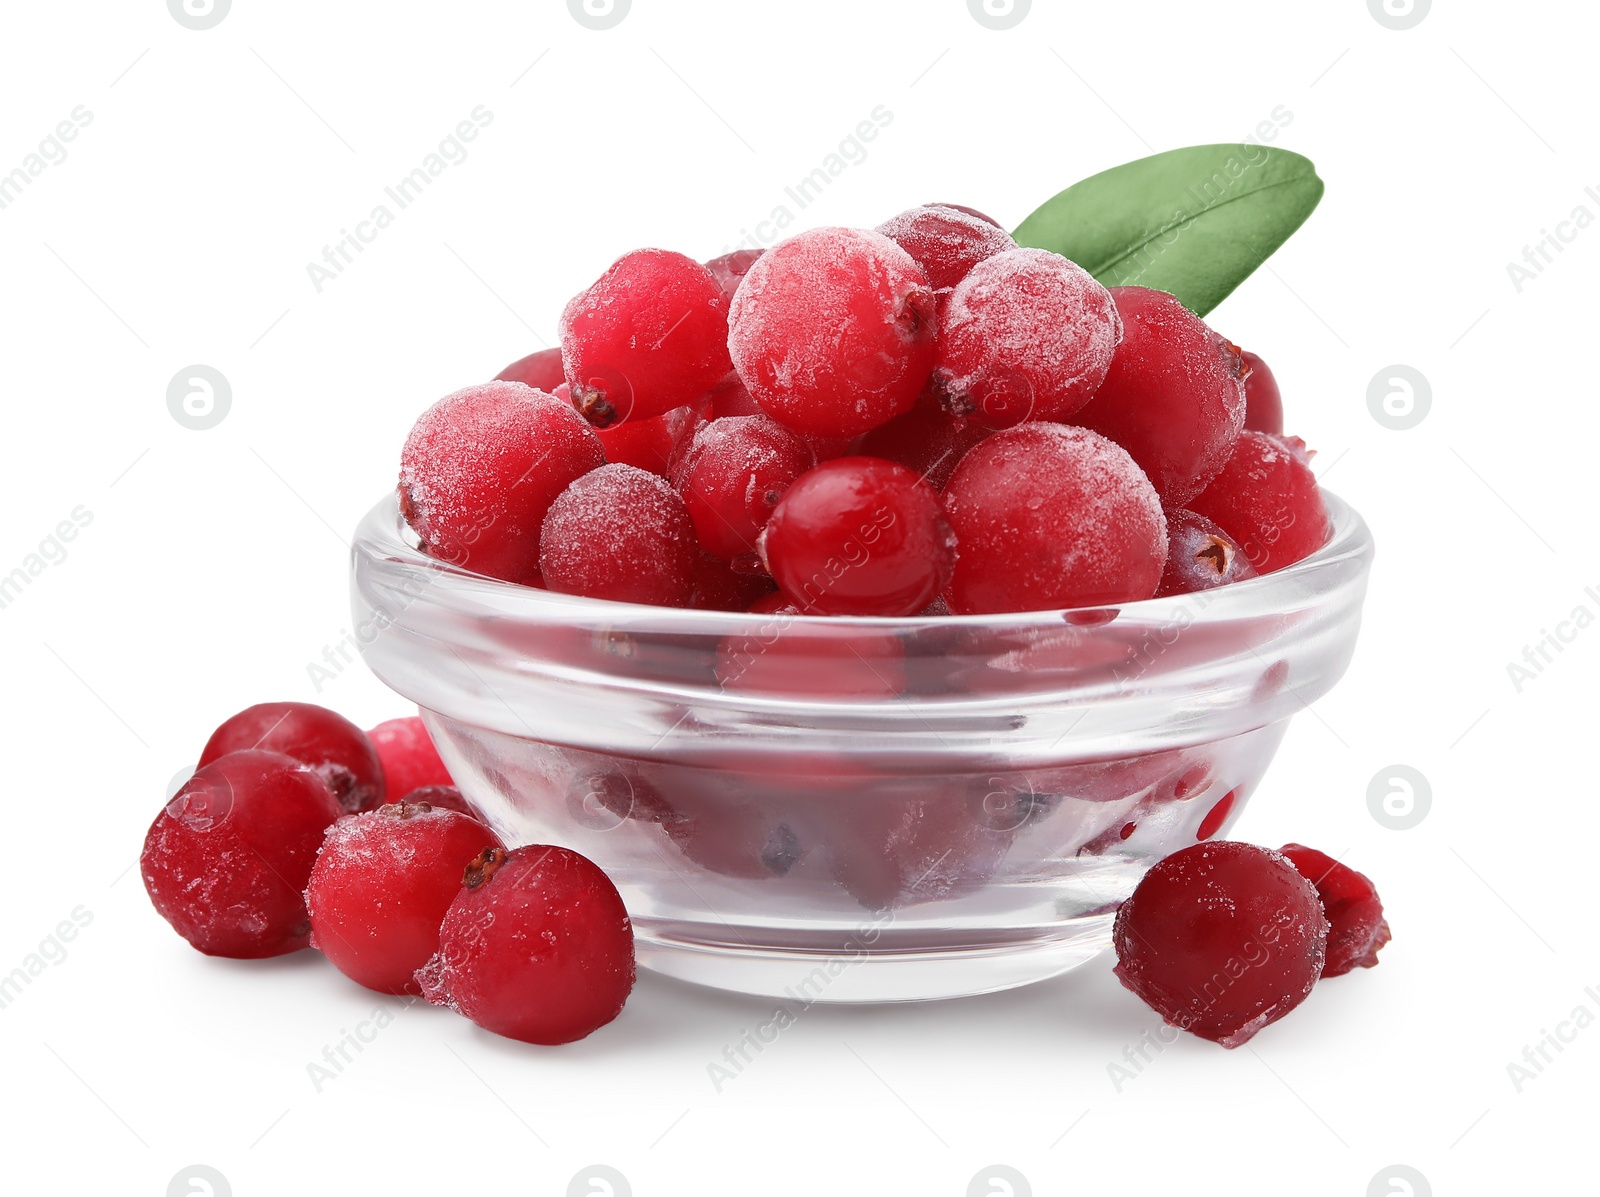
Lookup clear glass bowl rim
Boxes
[352,487,1372,636]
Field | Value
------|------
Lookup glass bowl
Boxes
[351,491,1373,1003]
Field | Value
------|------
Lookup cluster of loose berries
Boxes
[398,204,1329,615]
[1112,839,1390,1047]
[140,702,634,1045]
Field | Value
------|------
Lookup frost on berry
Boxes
[876,204,1017,291]
[200,701,385,814]
[933,247,1122,430]
[941,424,1168,614]
[306,804,504,995]
[142,750,341,958]
[1189,431,1329,575]
[399,382,605,584]
[674,415,814,561]
[417,845,636,1045]
[1112,841,1330,1048]
[727,227,936,438]
[539,463,699,606]
[560,248,732,427]
[1076,286,1247,506]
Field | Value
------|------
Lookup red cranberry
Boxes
[857,387,992,491]
[539,464,699,606]
[418,845,635,1045]
[760,457,955,617]
[200,701,384,814]
[1189,431,1329,574]
[941,424,1167,614]
[1112,841,1329,1048]
[141,750,340,958]
[703,248,765,304]
[1157,510,1256,597]
[561,248,732,427]
[932,202,1004,228]
[306,802,504,995]
[689,551,776,611]
[715,600,906,698]
[675,415,815,561]
[876,204,1017,291]
[728,227,935,437]
[396,784,477,817]
[1076,286,1247,506]
[367,716,451,800]
[830,795,1010,910]
[707,373,764,419]
[1239,349,1283,434]
[934,247,1122,429]
[1196,789,1238,840]
[1280,844,1391,977]
[493,346,566,391]
[593,403,705,478]
[399,382,605,584]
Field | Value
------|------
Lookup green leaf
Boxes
[1012,144,1323,317]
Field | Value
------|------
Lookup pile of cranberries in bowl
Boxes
[144,203,1388,1050]
[399,205,1329,617]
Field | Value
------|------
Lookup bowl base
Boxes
[633,914,1116,1003]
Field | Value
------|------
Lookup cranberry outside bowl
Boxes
[351,491,1373,1003]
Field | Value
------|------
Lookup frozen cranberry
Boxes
[704,248,765,304]
[857,388,992,491]
[1196,789,1238,840]
[933,248,1121,430]
[675,415,814,561]
[1076,287,1247,506]
[1190,431,1329,574]
[933,202,1003,228]
[760,457,955,617]
[830,795,1011,910]
[397,784,477,817]
[307,802,503,995]
[716,602,906,698]
[400,382,605,584]
[561,249,732,427]
[200,702,384,814]
[540,463,698,606]
[1280,844,1391,977]
[876,204,1017,291]
[494,346,566,391]
[1157,510,1257,597]
[367,716,451,801]
[728,227,936,437]
[594,403,704,478]
[142,750,340,958]
[661,791,805,881]
[942,425,1167,614]
[418,845,635,1045]
[1112,841,1329,1048]
[707,373,762,419]
[1239,349,1283,434]
[689,551,776,611]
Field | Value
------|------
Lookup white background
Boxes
[2,1,1594,1194]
